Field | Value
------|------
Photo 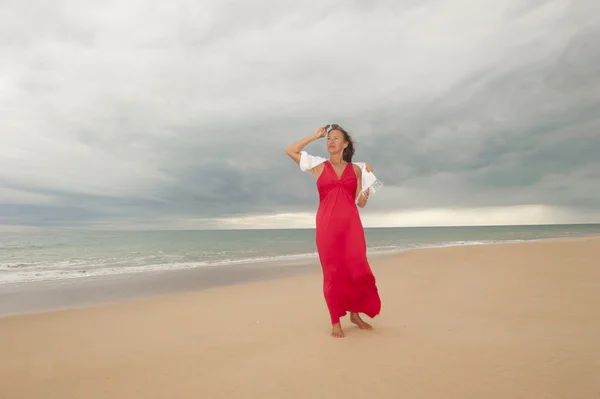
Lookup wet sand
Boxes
[0,259,318,317]
[1,236,599,398]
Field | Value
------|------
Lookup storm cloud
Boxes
[1,0,599,229]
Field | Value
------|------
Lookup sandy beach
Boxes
[1,236,599,398]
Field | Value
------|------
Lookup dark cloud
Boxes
[341,25,600,212]
[1,0,599,228]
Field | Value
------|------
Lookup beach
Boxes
[1,236,599,398]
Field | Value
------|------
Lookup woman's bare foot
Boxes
[350,313,373,330]
[331,323,345,338]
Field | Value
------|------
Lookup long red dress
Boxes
[315,161,381,324]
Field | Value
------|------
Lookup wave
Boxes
[0,236,576,285]
[0,251,322,284]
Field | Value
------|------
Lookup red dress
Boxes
[315,161,381,324]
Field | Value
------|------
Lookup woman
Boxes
[285,124,382,338]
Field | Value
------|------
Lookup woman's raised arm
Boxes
[284,126,327,165]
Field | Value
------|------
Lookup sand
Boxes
[1,236,599,398]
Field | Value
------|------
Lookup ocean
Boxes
[2,224,599,285]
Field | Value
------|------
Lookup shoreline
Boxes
[4,226,599,286]
[0,258,320,318]
[1,234,598,319]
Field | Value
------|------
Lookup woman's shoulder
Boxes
[309,162,326,180]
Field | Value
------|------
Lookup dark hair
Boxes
[342,131,355,163]
[329,124,355,162]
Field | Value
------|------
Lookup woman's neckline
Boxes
[327,160,349,181]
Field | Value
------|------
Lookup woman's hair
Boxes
[330,124,355,163]
[342,130,355,163]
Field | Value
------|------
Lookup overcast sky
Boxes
[1,0,599,230]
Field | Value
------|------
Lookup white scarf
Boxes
[299,151,384,197]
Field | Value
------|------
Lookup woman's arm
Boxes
[284,126,327,165]
[353,165,368,208]
[357,189,369,208]
[354,163,374,208]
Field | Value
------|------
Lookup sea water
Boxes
[1,224,599,285]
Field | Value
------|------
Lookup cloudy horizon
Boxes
[1,0,600,231]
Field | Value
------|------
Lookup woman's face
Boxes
[326,129,348,154]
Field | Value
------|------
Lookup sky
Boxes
[1,0,599,230]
